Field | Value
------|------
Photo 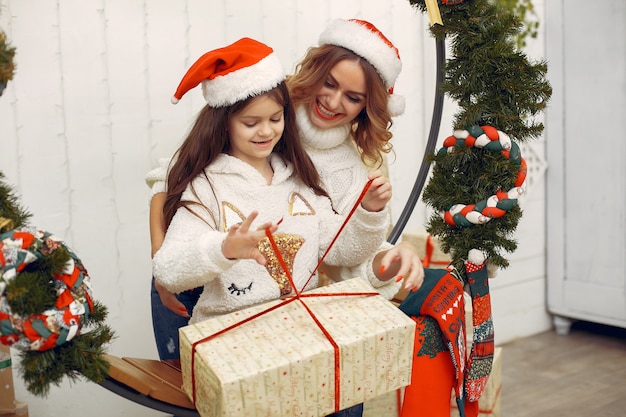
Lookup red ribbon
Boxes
[190,179,378,413]
[303,178,374,289]
[421,234,450,268]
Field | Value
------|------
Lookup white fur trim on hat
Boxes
[170,38,285,107]
[201,53,285,107]
[319,19,402,89]
[388,93,406,117]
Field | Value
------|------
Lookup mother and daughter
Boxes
[149,18,467,417]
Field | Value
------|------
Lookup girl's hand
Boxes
[221,211,278,265]
[361,170,392,212]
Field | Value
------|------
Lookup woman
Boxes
[286,20,428,417]
[286,18,423,301]
[153,36,419,417]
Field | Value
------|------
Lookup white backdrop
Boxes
[0,1,549,416]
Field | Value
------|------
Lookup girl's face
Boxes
[307,59,367,130]
[227,94,284,170]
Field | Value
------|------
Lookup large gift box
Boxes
[180,278,416,417]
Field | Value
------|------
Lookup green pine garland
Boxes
[409,0,552,274]
[0,172,31,232]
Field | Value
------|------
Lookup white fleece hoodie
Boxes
[152,153,390,323]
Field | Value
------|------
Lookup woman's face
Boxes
[227,94,284,171]
[306,59,367,130]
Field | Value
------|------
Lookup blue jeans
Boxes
[150,278,203,360]
[327,403,364,417]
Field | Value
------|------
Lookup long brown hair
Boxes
[163,81,328,228]
[287,44,393,168]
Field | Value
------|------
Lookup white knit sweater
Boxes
[152,153,390,323]
[294,106,400,299]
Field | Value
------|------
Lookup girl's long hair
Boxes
[287,44,394,169]
[163,81,328,228]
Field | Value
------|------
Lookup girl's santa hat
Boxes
[171,37,285,107]
[318,18,405,116]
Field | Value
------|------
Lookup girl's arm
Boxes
[153,207,278,293]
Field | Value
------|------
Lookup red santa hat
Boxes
[318,18,405,116]
[171,37,285,107]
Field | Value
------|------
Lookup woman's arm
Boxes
[149,192,167,257]
[372,240,424,291]
[149,192,191,317]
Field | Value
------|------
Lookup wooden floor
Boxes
[500,320,626,417]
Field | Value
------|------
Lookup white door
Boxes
[545,0,626,332]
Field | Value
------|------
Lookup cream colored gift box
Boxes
[180,278,416,417]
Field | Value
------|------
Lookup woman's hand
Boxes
[155,279,190,318]
[221,211,278,265]
[374,241,425,291]
[360,170,392,212]
[150,192,191,316]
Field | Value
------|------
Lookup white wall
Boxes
[0,1,549,416]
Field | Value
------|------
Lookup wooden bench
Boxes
[100,354,199,417]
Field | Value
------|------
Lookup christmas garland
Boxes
[410,0,552,272]
[439,125,527,227]
[401,1,551,413]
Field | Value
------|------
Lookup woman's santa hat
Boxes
[318,18,405,116]
[171,37,285,107]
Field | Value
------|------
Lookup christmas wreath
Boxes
[0,174,113,397]
[0,228,94,351]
